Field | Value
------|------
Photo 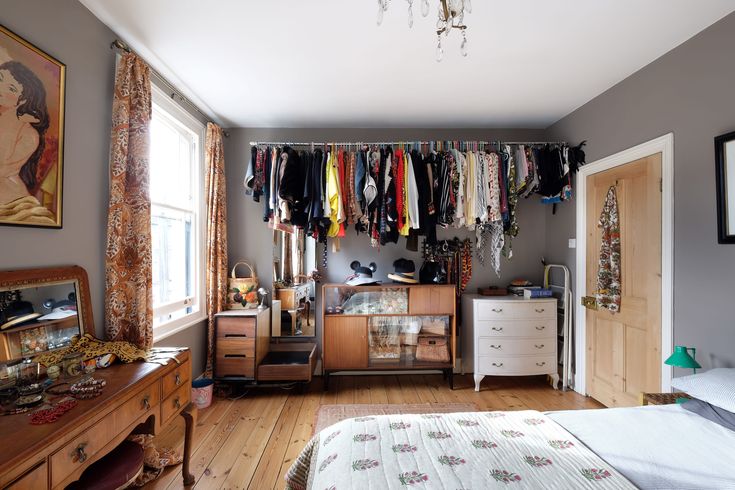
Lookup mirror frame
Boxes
[715,130,735,244]
[0,265,95,336]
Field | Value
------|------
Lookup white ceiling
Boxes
[79,0,734,128]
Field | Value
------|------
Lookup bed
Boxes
[286,404,735,489]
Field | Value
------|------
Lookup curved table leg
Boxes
[181,403,197,486]
[474,374,484,392]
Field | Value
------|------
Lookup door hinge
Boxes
[660,178,663,192]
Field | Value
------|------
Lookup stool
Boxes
[66,440,144,490]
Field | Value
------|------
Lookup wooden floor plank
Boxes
[142,375,600,490]
[243,391,305,489]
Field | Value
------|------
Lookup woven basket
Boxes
[227,261,259,309]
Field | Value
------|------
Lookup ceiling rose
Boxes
[377,0,471,61]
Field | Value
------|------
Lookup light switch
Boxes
[568,238,576,249]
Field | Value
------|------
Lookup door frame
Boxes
[574,133,674,395]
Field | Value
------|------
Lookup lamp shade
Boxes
[665,345,701,369]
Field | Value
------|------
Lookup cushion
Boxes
[671,368,735,413]
[66,440,144,490]
[681,398,735,432]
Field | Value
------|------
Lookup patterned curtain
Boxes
[205,123,228,374]
[104,53,153,350]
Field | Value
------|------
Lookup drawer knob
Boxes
[534,344,545,349]
[535,326,545,331]
[491,308,503,313]
[175,374,182,386]
[491,362,504,367]
[490,345,501,349]
[74,443,88,463]
[491,327,503,332]
[174,397,181,409]
[535,308,545,313]
[142,395,151,410]
[536,362,546,367]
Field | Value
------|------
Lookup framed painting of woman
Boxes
[0,25,65,228]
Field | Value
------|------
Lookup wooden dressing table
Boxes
[0,352,195,489]
[0,266,195,489]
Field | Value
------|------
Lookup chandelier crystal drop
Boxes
[377,0,470,61]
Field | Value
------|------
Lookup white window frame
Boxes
[150,84,207,341]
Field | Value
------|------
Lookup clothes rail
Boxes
[248,140,566,147]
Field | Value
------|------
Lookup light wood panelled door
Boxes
[585,153,662,407]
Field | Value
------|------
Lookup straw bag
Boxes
[415,336,450,363]
[227,262,259,309]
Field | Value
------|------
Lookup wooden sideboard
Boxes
[321,284,457,389]
[0,350,195,489]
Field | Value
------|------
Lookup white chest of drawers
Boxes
[462,294,559,392]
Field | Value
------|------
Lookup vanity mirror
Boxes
[0,266,94,363]
[272,226,317,337]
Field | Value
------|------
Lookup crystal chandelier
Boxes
[377,0,471,61]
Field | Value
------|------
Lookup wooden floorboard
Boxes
[146,374,602,490]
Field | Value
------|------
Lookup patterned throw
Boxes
[285,410,635,490]
[596,186,621,312]
[33,333,148,367]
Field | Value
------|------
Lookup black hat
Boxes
[346,261,380,286]
[0,300,40,330]
[388,259,419,284]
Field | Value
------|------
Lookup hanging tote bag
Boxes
[227,261,259,309]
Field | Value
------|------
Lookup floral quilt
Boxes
[285,410,636,489]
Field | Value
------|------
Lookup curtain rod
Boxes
[110,39,229,137]
[248,140,566,147]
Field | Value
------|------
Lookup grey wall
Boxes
[1,0,114,335]
[225,128,570,359]
[1,0,207,376]
[545,12,735,369]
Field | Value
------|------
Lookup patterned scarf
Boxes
[596,186,621,312]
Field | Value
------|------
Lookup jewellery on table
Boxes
[69,378,106,399]
[29,396,77,424]
[16,393,44,408]
[46,382,71,396]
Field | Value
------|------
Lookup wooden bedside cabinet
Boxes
[214,309,270,381]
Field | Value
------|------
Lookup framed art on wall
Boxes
[0,25,65,228]
[715,130,735,244]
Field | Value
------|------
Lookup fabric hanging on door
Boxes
[596,186,621,313]
[244,142,584,277]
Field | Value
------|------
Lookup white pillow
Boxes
[671,368,735,413]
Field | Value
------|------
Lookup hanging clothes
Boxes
[596,186,621,313]
[245,140,582,278]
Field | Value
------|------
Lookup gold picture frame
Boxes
[0,25,66,228]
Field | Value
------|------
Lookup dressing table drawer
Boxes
[477,301,556,321]
[477,355,557,376]
[162,362,191,400]
[162,383,191,426]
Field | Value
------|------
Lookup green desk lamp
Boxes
[665,345,701,403]
[665,345,701,373]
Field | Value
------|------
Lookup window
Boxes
[149,85,206,339]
